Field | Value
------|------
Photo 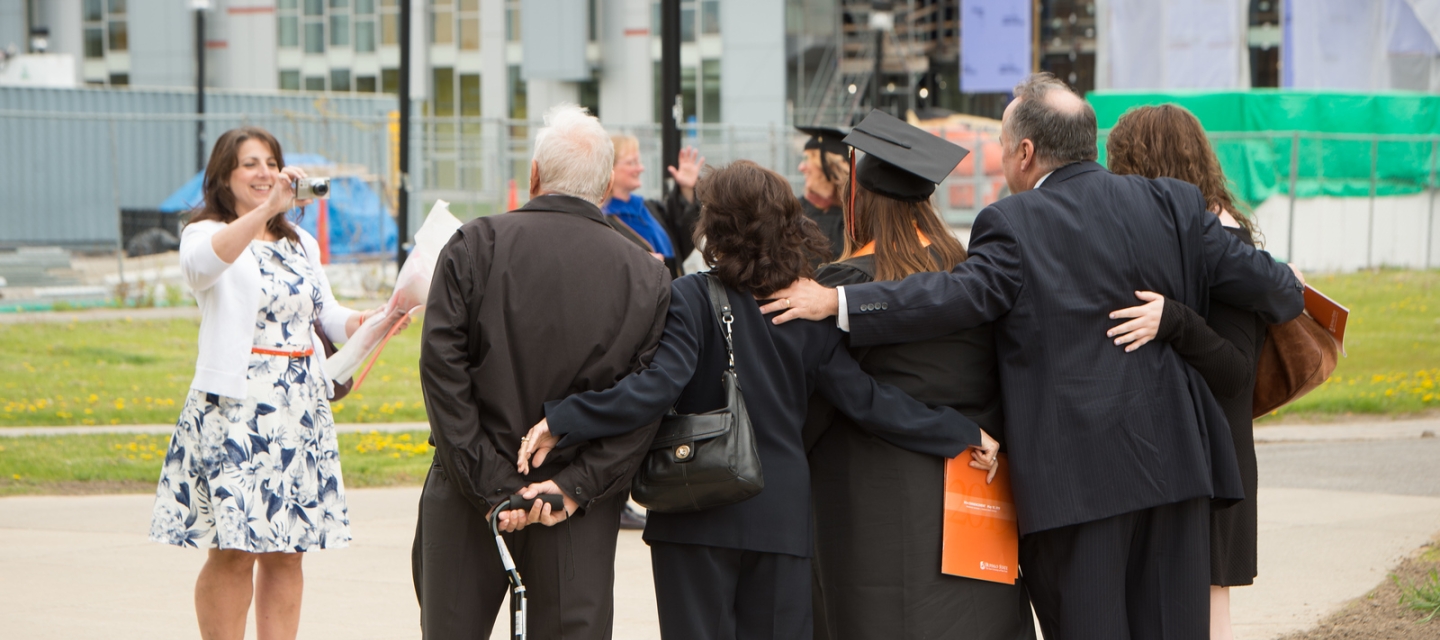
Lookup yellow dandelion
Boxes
[11,474,19,480]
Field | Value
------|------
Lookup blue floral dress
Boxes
[150,238,351,553]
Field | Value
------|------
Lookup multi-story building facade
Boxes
[8,0,786,128]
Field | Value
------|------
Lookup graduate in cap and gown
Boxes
[805,110,1037,640]
[796,126,852,258]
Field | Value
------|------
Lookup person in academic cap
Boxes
[763,74,1307,639]
[604,134,704,278]
[796,126,852,257]
[514,159,995,640]
[804,119,1037,640]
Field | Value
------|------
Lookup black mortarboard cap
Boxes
[797,126,850,159]
[842,109,970,202]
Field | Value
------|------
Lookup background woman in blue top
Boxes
[604,134,704,277]
[516,160,999,640]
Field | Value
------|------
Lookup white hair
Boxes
[531,104,614,204]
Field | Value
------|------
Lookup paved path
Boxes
[1,431,1437,639]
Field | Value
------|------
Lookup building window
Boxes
[701,0,719,35]
[82,0,128,84]
[433,67,455,116]
[305,75,326,91]
[356,19,376,51]
[433,0,455,45]
[107,19,128,51]
[459,0,480,51]
[279,16,300,48]
[280,70,301,90]
[460,73,481,116]
[305,0,323,16]
[84,28,103,58]
[701,59,721,123]
[381,0,399,45]
[508,64,527,120]
[331,14,351,46]
[382,68,399,93]
[357,75,377,92]
[506,0,521,42]
[681,0,695,42]
[305,21,325,53]
[331,68,352,91]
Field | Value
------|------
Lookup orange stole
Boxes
[941,452,1020,584]
[847,230,932,258]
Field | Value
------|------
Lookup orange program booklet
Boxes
[941,453,1020,585]
[1303,284,1349,355]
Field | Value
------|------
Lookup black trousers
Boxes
[1020,498,1210,640]
[650,541,812,640]
[412,463,625,640]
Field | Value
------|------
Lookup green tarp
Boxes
[1087,90,1440,205]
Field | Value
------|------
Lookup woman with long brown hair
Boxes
[1103,104,1266,640]
[516,159,998,638]
[805,139,1035,640]
[148,127,405,640]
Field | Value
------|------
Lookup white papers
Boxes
[323,200,463,385]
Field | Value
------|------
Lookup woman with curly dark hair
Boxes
[516,159,997,639]
[1103,103,1266,640]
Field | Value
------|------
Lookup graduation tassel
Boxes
[846,148,858,245]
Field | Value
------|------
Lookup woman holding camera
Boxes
[515,160,999,639]
[148,127,398,640]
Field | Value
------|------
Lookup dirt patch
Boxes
[1282,539,1440,640]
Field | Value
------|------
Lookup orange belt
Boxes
[251,346,315,358]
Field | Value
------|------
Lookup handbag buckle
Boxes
[674,444,692,460]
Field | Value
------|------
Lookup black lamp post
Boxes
[870,1,893,116]
[660,0,681,190]
[192,0,209,173]
[397,0,412,268]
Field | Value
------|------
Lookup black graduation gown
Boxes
[807,255,1036,640]
[1156,225,1265,587]
[801,197,846,260]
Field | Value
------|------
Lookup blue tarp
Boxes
[158,153,398,257]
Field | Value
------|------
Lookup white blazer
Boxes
[180,219,356,399]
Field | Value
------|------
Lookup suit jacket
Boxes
[844,161,1305,535]
[419,194,671,516]
[543,273,980,557]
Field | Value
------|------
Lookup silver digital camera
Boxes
[294,177,331,200]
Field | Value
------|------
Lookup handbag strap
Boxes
[703,274,736,372]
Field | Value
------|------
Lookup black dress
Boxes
[801,197,846,260]
[543,273,982,639]
[806,255,1037,640]
[1156,225,1265,587]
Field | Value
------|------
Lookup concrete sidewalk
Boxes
[5,415,1436,440]
[1,438,1438,639]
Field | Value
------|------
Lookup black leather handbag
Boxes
[630,275,765,514]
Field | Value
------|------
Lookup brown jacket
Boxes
[419,194,671,514]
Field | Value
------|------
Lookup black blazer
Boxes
[544,273,981,557]
[419,195,671,516]
[844,161,1305,535]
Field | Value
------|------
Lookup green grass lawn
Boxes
[0,269,1435,430]
[1265,269,1440,421]
[0,430,434,497]
[0,316,427,426]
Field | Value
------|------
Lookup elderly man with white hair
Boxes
[412,104,671,639]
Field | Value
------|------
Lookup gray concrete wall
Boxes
[719,0,785,126]
[0,0,25,54]
[128,1,194,89]
[598,0,654,126]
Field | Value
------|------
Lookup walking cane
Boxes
[488,493,565,640]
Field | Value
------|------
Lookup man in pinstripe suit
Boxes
[764,73,1305,639]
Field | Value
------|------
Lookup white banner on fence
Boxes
[960,0,1032,93]
[1098,0,1249,90]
